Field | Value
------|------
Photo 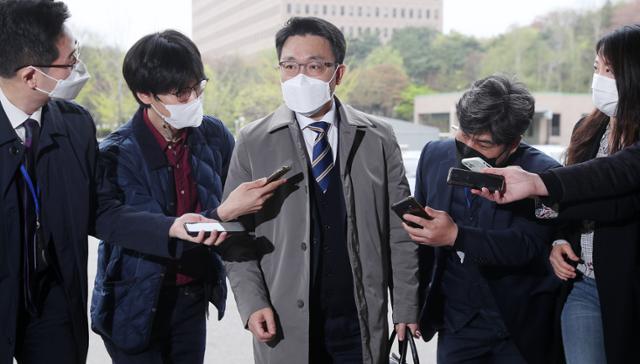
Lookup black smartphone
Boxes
[563,254,584,269]
[391,196,433,229]
[184,222,246,237]
[446,167,505,193]
[266,165,292,183]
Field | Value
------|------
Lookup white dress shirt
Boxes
[0,86,42,143]
[295,101,338,163]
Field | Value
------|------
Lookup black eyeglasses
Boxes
[167,79,208,102]
[13,42,81,72]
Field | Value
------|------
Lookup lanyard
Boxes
[19,164,41,223]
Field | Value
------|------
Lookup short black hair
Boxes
[122,30,205,107]
[275,17,346,64]
[0,0,70,77]
[456,75,534,146]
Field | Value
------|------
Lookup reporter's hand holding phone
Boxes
[216,176,287,221]
[169,213,228,246]
[471,166,549,204]
[402,206,459,247]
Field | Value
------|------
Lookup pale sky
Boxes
[62,0,610,49]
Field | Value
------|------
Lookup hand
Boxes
[169,213,228,246]
[471,166,549,204]
[402,207,458,247]
[247,307,277,343]
[549,241,579,280]
[395,323,420,341]
[217,177,287,221]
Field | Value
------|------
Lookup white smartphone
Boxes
[184,222,245,237]
[461,157,492,172]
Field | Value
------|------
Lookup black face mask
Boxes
[455,139,509,167]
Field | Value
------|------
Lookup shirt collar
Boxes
[142,107,187,151]
[0,86,42,129]
[296,100,337,131]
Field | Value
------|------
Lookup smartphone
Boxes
[461,157,492,172]
[446,167,505,193]
[184,222,246,237]
[563,254,584,269]
[391,196,433,229]
[266,165,291,183]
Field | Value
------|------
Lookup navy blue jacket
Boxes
[90,108,234,353]
[0,101,176,364]
[415,139,561,364]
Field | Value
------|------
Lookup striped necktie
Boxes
[308,121,334,193]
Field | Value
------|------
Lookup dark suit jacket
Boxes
[0,100,175,363]
[415,139,561,364]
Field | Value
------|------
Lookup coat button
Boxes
[9,145,20,155]
[300,242,307,251]
[296,299,304,308]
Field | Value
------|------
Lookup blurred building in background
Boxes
[192,0,443,59]
[414,92,593,147]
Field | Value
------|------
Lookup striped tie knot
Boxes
[308,121,333,193]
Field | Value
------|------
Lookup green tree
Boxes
[394,83,432,120]
[344,33,381,66]
[345,63,409,117]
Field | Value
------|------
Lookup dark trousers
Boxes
[15,282,77,364]
[104,283,208,364]
[310,310,363,364]
[437,314,525,364]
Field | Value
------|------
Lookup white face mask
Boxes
[151,94,204,129]
[33,61,90,100]
[592,73,618,117]
[281,69,337,117]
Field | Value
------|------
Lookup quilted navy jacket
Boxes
[90,107,234,353]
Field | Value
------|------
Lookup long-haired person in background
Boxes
[549,24,640,364]
[476,24,640,364]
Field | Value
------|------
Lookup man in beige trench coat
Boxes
[222,17,419,364]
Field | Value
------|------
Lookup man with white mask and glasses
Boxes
[0,2,231,363]
[221,17,419,364]
[91,30,286,363]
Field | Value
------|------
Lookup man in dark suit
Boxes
[0,2,220,363]
[401,75,561,364]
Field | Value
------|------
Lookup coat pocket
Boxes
[90,277,157,354]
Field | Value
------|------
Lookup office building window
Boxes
[323,5,327,15]
[409,9,413,18]
[401,8,405,18]
[305,5,309,14]
[418,9,422,18]
[375,7,379,17]
[358,6,362,16]
[349,6,353,16]
[426,9,430,19]
[392,8,396,18]
[383,28,388,37]
[314,4,318,15]
[552,114,561,136]
[358,27,362,35]
[287,3,291,13]
[332,5,336,16]
[341,5,345,15]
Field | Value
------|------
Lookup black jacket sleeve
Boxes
[539,141,640,204]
